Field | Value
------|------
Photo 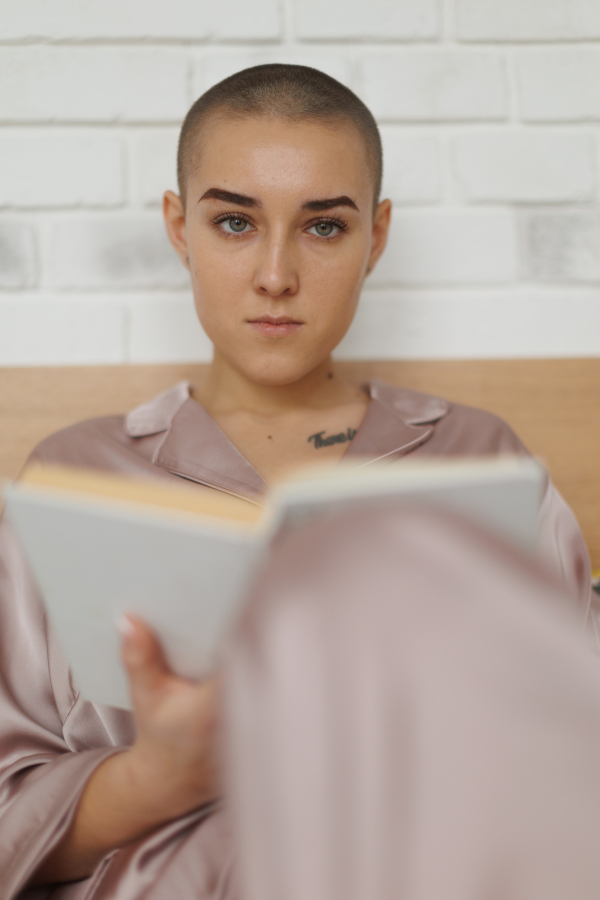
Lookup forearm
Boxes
[29,747,199,886]
[29,620,221,887]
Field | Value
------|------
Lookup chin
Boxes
[234,351,326,387]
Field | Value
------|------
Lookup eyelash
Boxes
[209,212,349,239]
[309,215,349,237]
[210,212,252,235]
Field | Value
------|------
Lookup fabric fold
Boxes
[0,748,121,899]
[224,505,600,900]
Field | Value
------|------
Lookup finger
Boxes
[117,614,172,695]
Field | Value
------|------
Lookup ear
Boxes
[366,199,392,275]
[163,191,189,269]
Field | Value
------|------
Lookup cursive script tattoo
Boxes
[308,428,357,449]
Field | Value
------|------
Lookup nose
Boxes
[252,231,299,298]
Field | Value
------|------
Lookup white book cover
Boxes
[4,456,545,709]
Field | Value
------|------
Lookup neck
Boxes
[198,351,360,417]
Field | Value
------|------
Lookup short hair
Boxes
[177,64,383,210]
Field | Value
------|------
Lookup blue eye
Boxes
[220,216,250,234]
[308,221,341,238]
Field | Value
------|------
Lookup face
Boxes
[164,115,391,386]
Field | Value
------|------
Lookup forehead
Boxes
[190,114,372,204]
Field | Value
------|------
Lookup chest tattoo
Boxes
[308,428,357,449]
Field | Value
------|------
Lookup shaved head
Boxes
[177,64,383,211]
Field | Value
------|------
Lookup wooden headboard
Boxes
[2,359,599,566]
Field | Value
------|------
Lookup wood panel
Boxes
[1,359,599,565]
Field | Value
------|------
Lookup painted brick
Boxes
[379,129,440,203]
[0,296,124,364]
[197,53,353,99]
[0,0,599,368]
[336,288,600,359]
[48,215,189,289]
[370,210,517,286]
[0,48,188,123]
[132,131,179,207]
[522,211,600,282]
[457,0,600,41]
[128,295,213,362]
[0,221,37,288]
[294,0,440,40]
[518,49,600,122]
[0,0,280,41]
[0,132,124,208]
[453,132,595,202]
[361,52,507,122]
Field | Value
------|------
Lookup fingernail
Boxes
[116,613,136,639]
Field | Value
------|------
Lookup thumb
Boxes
[118,613,171,696]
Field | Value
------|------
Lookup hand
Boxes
[119,614,221,818]
[29,615,220,886]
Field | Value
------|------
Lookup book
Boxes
[3,456,545,709]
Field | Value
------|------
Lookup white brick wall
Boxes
[452,132,595,202]
[0,0,599,366]
[337,288,600,359]
[0,132,124,207]
[360,52,507,122]
[0,0,281,41]
[457,0,600,42]
[0,48,189,122]
[131,131,179,207]
[294,0,440,41]
[379,130,440,203]
[518,50,600,121]
[0,221,38,288]
[522,211,600,282]
[0,296,125,364]
[47,215,188,289]
[370,211,518,286]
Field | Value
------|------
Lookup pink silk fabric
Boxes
[0,380,595,898]
[225,505,600,900]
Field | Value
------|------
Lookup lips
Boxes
[247,315,303,337]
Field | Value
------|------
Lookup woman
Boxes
[0,64,591,898]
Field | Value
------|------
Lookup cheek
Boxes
[322,289,361,349]
[192,238,249,292]
[306,229,368,286]
[189,245,248,331]
[305,252,364,328]
[192,284,240,344]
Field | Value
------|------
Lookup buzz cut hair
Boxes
[177,63,383,210]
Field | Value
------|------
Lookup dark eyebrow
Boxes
[301,196,359,212]
[199,188,261,207]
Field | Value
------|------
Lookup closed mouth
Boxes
[247,315,304,337]
[248,315,303,325]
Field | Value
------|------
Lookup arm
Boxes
[30,617,220,886]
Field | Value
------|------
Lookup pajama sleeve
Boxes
[0,516,128,899]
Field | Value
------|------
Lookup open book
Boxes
[3,456,545,709]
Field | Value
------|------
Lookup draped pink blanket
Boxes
[225,506,600,900]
